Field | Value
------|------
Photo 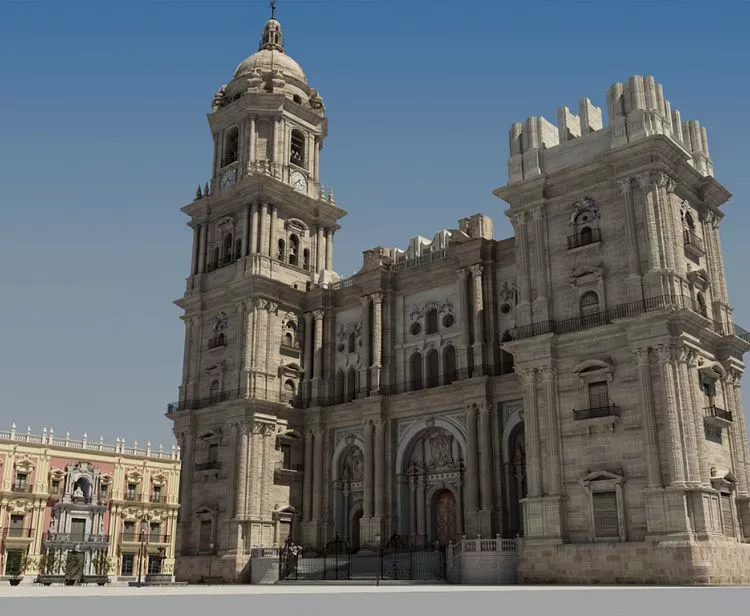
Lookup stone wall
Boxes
[519,540,750,585]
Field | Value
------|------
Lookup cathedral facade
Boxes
[168,14,750,584]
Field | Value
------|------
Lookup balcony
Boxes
[573,404,620,421]
[123,493,142,502]
[194,461,221,471]
[704,405,732,428]
[150,493,167,504]
[167,389,241,414]
[45,532,109,548]
[684,229,706,258]
[205,254,238,273]
[207,335,226,350]
[2,527,34,540]
[567,228,602,250]
[11,484,33,493]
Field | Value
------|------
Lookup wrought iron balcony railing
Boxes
[567,228,602,250]
[704,405,733,423]
[45,532,110,546]
[150,493,166,504]
[207,335,226,349]
[123,492,142,502]
[684,229,706,255]
[167,389,241,413]
[573,404,620,421]
[2,527,34,539]
[11,484,33,493]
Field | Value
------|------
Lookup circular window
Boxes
[410,322,422,336]
[500,302,512,315]
[442,313,455,328]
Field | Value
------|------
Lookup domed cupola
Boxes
[259,17,283,52]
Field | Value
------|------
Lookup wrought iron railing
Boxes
[150,493,166,504]
[704,405,733,423]
[11,484,33,493]
[45,532,109,545]
[207,335,226,349]
[684,229,705,253]
[567,228,601,250]
[2,527,34,538]
[123,493,142,502]
[573,405,620,421]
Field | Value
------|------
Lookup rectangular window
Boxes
[199,520,212,552]
[588,381,610,409]
[123,520,136,541]
[50,479,60,494]
[4,550,24,576]
[9,514,25,537]
[126,483,137,500]
[279,520,291,547]
[592,491,620,538]
[208,444,219,464]
[149,522,161,542]
[70,518,86,542]
[14,472,28,490]
[721,493,734,538]
[151,485,162,502]
[147,555,162,574]
[121,554,135,576]
[281,443,292,470]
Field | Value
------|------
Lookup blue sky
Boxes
[1,0,749,449]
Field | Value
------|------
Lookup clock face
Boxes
[290,171,307,193]
[220,168,236,189]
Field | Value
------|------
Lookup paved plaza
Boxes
[1,585,750,616]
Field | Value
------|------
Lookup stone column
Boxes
[617,178,643,300]
[303,431,314,522]
[248,115,256,165]
[249,203,259,254]
[259,203,269,256]
[363,420,374,519]
[465,404,479,514]
[730,372,750,494]
[520,369,543,497]
[273,117,282,165]
[637,174,663,273]
[325,229,334,270]
[417,477,426,537]
[371,293,384,394]
[374,419,385,518]
[269,205,277,257]
[248,424,261,518]
[177,431,193,521]
[541,364,562,495]
[469,264,484,377]
[303,312,313,394]
[312,428,324,522]
[512,212,531,324]
[633,348,663,487]
[656,346,687,486]
[191,226,200,275]
[314,137,321,183]
[409,478,417,534]
[235,425,248,519]
[531,205,550,311]
[654,173,677,273]
[360,296,371,395]
[478,403,494,511]
[316,226,325,272]
[456,476,464,535]
[675,347,700,484]
[457,268,471,378]
[240,204,250,258]
[198,224,208,273]
[688,355,710,486]
[726,372,749,494]
[259,424,273,519]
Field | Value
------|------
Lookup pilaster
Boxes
[469,264,485,377]
[656,345,687,486]
[370,293,383,394]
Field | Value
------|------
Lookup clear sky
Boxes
[1,0,749,449]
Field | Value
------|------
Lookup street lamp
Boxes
[207,542,215,581]
[136,518,149,587]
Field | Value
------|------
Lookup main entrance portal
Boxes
[433,490,457,545]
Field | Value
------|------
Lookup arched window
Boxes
[223,127,239,166]
[410,352,423,391]
[685,211,696,230]
[208,380,221,404]
[212,246,220,269]
[234,237,242,260]
[290,129,306,167]
[217,332,226,346]
[347,332,356,353]
[426,349,439,388]
[580,291,600,317]
[289,234,299,266]
[500,331,514,376]
[222,233,233,263]
[277,239,286,261]
[443,345,457,385]
[579,226,593,245]
[284,332,294,347]
[336,370,345,404]
[347,367,357,402]
[697,292,708,318]
[283,380,296,404]
[571,205,600,249]
[425,309,438,335]
[303,248,310,270]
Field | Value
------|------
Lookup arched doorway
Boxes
[432,489,457,546]
[350,509,363,552]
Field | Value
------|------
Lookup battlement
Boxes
[507,75,714,184]
[358,214,493,273]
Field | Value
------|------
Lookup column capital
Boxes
[371,292,384,306]
[530,204,546,222]
[457,267,469,282]
[464,403,480,418]
[303,311,313,325]
[313,309,325,322]
[252,297,267,311]
[655,344,676,364]
[631,347,651,366]
[616,177,635,195]
[673,344,694,366]
[518,367,536,387]
[468,263,483,278]
[539,363,557,382]
[510,210,527,227]
[266,301,279,314]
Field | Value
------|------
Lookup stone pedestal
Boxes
[522,496,564,543]
[643,487,692,539]
[737,496,750,541]
[477,509,495,537]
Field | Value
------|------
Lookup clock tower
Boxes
[169,10,346,583]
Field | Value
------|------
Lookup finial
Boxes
[204,182,210,197]
[196,185,202,199]
[270,0,277,20]
[259,4,284,52]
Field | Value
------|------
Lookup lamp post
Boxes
[136,518,148,587]
[375,532,381,587]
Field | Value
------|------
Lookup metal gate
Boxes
[278,533,446,583]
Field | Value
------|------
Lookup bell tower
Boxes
[169,8,346,583]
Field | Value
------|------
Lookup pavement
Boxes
[1,583,749,616]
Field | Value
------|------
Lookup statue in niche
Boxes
[213,312,228,332]
[73,484,84,500]
[429,432,453,469]
[341,447,364,482]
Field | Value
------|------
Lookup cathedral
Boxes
[168,11,750,585]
